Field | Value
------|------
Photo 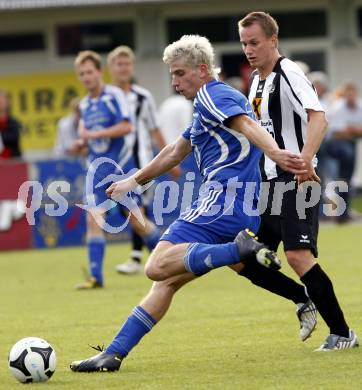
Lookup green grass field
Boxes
[0,224,361,390]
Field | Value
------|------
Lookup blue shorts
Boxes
[161,184,260,245]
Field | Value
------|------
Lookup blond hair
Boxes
[238,11,279,38]
[107,45,135,66]
[163,35,217,77]
[74,50,102,70]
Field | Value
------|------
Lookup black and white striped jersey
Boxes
[248,57,324,180]
[119,84,159,169]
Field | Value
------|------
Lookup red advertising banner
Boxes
[0,160,32,250]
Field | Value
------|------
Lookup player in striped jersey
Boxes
[236,11,358,351]
[107,46,180,275]
[74,51,162,290]
[70,35,306,373]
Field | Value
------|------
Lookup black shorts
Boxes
[257,173,319,257]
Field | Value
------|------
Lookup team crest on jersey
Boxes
[267,83,276,93]
[252,97,262,120]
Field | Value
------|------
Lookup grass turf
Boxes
[0,224,361,389]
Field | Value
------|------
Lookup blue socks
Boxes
[87,236,105,285]
[106,306,156,357]
[184,242,240,276]
[143,227,160,251]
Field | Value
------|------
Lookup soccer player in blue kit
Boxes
[70,36,305,371]
[74,51,161,289]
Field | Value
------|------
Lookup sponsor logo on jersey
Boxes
[267,83,276,93]
[252,97,262,120]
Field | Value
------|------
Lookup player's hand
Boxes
[294,160,320,191]
[270,149,307,174]
[79,126,94,140]
[106,176,139,201]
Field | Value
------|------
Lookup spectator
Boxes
[224,77,245,93]
[294,60,310,76]
[158,91,193,145]
[308,71,330,109]
[53,97,85,158]
[0,90,21,159]
[307,72,337,212]
[107,45,178,275]
[325,82,362,222]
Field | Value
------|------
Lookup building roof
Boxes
[0,0,188,10]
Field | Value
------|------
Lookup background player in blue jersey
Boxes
[74,50,161,289]
[70,36,306,372]
[107,45,179,275]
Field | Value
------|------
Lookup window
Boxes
[57,22,135,55]
[167,16,240,43]
[275,10,327,38]
[0,33,45,53]
[167,10,327,43]
[290,51,326,72]
[358,7,362,37]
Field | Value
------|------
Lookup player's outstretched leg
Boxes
[234,229,281,270]
[296,299,317,341]
[235,260,317,342]
[70,346,123,372]
[70,273,196,373]
[315,329,359,351]
[147,229,281,282]
[70,306,155,373]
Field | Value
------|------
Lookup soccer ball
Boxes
[8,337,57,383]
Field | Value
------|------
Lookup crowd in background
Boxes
[306,72,362,222]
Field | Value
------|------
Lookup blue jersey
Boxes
[162,80,264,244]
[80,84,131,177]
[183,80,262,185]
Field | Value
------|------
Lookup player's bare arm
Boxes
[228,114,307,174]
[150,127,182,178]
[106,136,191,199]
[296,110,327,185]
[80,119,133,140]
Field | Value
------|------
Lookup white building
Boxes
[1,0,362,102]
[1,0,362,183]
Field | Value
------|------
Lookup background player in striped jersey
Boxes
[235,11,358,351]
[70,35,306,373]
[107,46,176,275]
[75,50,162,289]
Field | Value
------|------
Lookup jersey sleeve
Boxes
[182,126,192,140]
[283,71,324,113]
[108,86,132,123]
[143,93,159,131]
[197,84,251,124]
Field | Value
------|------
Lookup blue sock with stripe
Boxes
[88,236,105,285]
[143,227,160,251]
[106,306,156,357]
[184,242,240,276]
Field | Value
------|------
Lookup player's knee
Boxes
[285,249,315,276]
[144,265,167,282]
[144,257,168,282]
[86,211,103,236]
